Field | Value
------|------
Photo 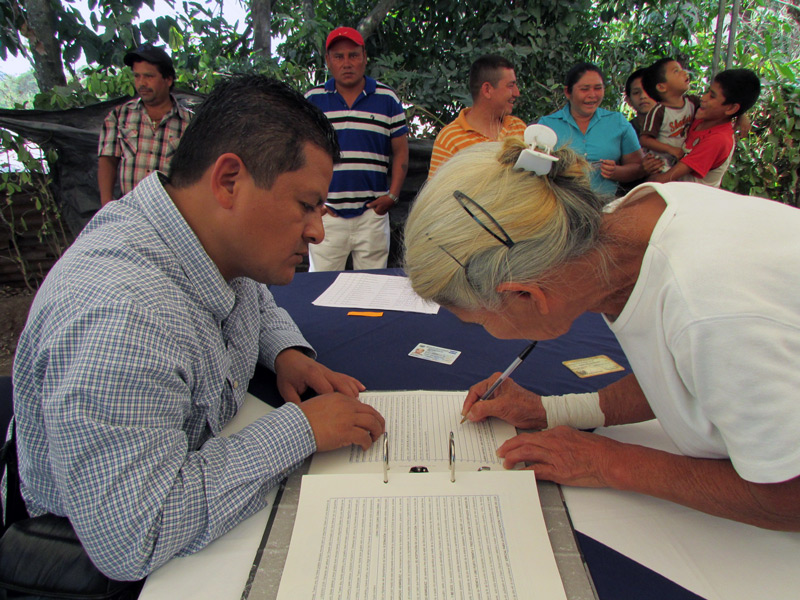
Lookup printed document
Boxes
[312,272,440,314]
[276,472,567,600]
[309,390,517,474]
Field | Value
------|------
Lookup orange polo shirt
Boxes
[428,108,527,178]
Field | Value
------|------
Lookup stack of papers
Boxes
[312,273,440,314]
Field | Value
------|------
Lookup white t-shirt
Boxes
[605,182,800,484]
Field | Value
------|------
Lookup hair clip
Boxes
[514,124,559,175]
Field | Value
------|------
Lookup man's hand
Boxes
[274,348,365,404]
[365,195,395,216]
[300,393,385,451]
[497,426,622,487]
[461,375,547,429]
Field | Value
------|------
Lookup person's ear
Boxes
[723,102,740,118]
[496,281,550,315]
[656,81,667,95]
[209,153,245,210]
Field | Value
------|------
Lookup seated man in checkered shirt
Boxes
[97,44,192,206]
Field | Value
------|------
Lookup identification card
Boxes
[408,343,461,365]
[562,355,625,378]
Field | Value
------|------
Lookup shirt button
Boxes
[233,380,238,389]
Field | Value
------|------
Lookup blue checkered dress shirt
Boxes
[11,173,317,580]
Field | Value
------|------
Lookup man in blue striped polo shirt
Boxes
[305,26,409,271]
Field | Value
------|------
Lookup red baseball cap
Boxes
[326,27,365,50]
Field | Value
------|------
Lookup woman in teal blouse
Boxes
[538,62,644,197]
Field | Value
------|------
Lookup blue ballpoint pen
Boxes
[461,340,538,424]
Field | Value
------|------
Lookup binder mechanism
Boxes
[382,431,491,483]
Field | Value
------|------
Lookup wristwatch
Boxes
[388,192,400,205]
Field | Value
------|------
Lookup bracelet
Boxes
[541,392,604,430]
[387,192,399,204]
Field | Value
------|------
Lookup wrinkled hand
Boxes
[365,195,394,216]
[300,393,386,452]
[274,348,365,404]
[461,375,547,429]
[642,153,665,175]
[497,426,623,487]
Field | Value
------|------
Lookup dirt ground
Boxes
[0,286,34,377]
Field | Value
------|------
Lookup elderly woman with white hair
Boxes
[403,135,800,531]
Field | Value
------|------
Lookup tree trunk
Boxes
[23,0,67,92]
[251,0,272,60]
[358,0,399,41]
[302,0,314,22]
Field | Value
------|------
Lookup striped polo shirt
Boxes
[305,76,408,218]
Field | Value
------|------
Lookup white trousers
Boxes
[309,209,390,272]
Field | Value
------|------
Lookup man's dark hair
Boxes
[714,69,761,117]
[169,75,339,189]
[469,55,515,100]
[625,68,648,98]
[641,57,677,102]
[564,62,605,93]
[149,60,175,82]
[124,44,176,82]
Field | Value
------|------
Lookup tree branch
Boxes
[357,0,399,41]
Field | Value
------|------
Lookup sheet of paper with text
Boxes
[312,272,440,314]
[309,390,517,474]
[276,471,567,600]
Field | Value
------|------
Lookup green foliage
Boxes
[2,0,800,205]
[0,72,38,108]
[0,129,71,289]
[723,80,800,206]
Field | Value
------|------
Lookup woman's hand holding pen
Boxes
[461,375,547,429]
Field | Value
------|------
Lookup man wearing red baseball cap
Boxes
[305,27,409,271]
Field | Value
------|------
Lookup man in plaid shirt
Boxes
[97,44,192,206]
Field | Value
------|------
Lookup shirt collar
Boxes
[454,108,514,134]
[324,75,377,96]
[133,173,236,322]
[133,94,187,120]
[558,103,605,131]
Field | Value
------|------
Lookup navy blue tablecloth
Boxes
[258,269,629,397]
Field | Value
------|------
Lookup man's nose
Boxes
[306,212,325,245]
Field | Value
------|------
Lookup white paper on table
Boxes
[311,273,440,314]
[277,471,566,600]
[309,390,517,474]
[562,419,800,600]
[139,393,278,600]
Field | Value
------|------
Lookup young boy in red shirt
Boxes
[646,69,760,188]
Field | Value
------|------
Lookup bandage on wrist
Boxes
[541,392,604,430]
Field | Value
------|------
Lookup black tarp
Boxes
[0,92,433,252]
[0,91,204,235]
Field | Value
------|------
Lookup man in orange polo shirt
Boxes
[428,55,526,178]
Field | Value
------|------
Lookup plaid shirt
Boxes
[98,96,192,196]
[11,173,316,580]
